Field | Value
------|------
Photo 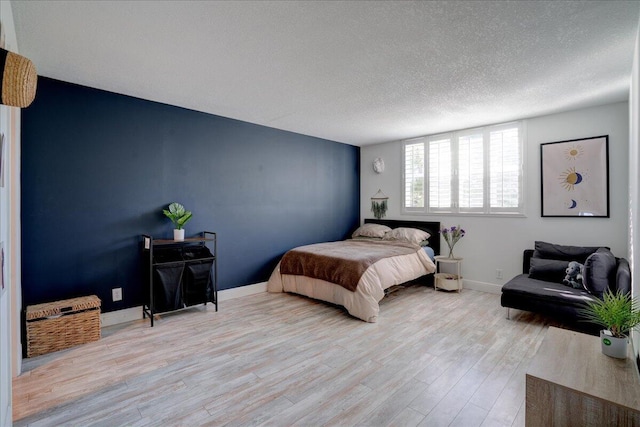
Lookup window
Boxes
[404,140,425,208]
[428,136,452,210]
[402,122,523,215]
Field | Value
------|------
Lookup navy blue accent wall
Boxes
[22,77,360,312]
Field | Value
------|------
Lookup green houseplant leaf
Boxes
[176,211,192,228]
[163,202,193,230]
[579,290,640,338]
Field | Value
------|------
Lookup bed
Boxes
[267,219,440,322]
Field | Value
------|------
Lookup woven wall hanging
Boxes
[0,48,37,108]
[371,189,388,219]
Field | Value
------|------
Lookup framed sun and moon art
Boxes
[540,135,609,218]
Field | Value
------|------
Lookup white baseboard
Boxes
[101,281,268,327]
[219,281,267,301]
[463,279,503,295]
[101,306,142,327]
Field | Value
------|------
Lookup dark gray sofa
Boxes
[501,242,631,334]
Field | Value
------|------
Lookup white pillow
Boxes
[351,223,392,239]
[382,227,431,245]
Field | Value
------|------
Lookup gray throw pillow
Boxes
[583,248,616,298]
[615,258,631,295]
[528,258,569,283]
[533,241,602,264]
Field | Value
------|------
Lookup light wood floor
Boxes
[13,284,557,426]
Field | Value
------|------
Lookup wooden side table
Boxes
[526,327,640,426]
[434,256,463,292]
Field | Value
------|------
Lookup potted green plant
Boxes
[579,290,640,359]
[162,202,192,241]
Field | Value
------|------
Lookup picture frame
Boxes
[540,135,609,217]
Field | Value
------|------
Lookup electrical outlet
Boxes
[496,269,503,279]
[112,287,122,302]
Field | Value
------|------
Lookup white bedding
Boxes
[267,243,436,322]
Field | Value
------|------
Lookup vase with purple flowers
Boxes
[440,225,465,258]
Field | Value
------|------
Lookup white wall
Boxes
[629,16,639,365]
[0,1,21,425]
[361,102,629,292]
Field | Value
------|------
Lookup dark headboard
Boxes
[364,218,441,256]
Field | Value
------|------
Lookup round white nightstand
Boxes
[434,256,463,292]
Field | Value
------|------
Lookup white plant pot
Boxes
[173,229,185,241]
[600,330,628,359]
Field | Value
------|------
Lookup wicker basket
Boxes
[434,273,461,291]
[26,295,101,358]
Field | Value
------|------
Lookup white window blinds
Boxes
[428,137,452,209]
[402,122,523,215]
[489,127,521,211]
[458,133,484,210]
[404,140,425,209]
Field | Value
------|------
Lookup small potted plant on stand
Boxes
[163,202,192,241]
[580,290,640,359]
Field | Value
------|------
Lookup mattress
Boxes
[267,239,436,322]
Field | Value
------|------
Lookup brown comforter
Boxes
[279,239,421,291]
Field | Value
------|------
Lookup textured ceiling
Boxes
[9,1,640,146]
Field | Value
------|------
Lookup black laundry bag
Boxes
[183,261,213,306]
[183,246,214,306]
[152,248,184,312]
[153,262,185,312]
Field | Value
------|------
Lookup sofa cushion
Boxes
[615,258,631,295]
[528,258,569,283]
[583,248,616,298]
[502,274,597,309]
[533,241,601,264]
